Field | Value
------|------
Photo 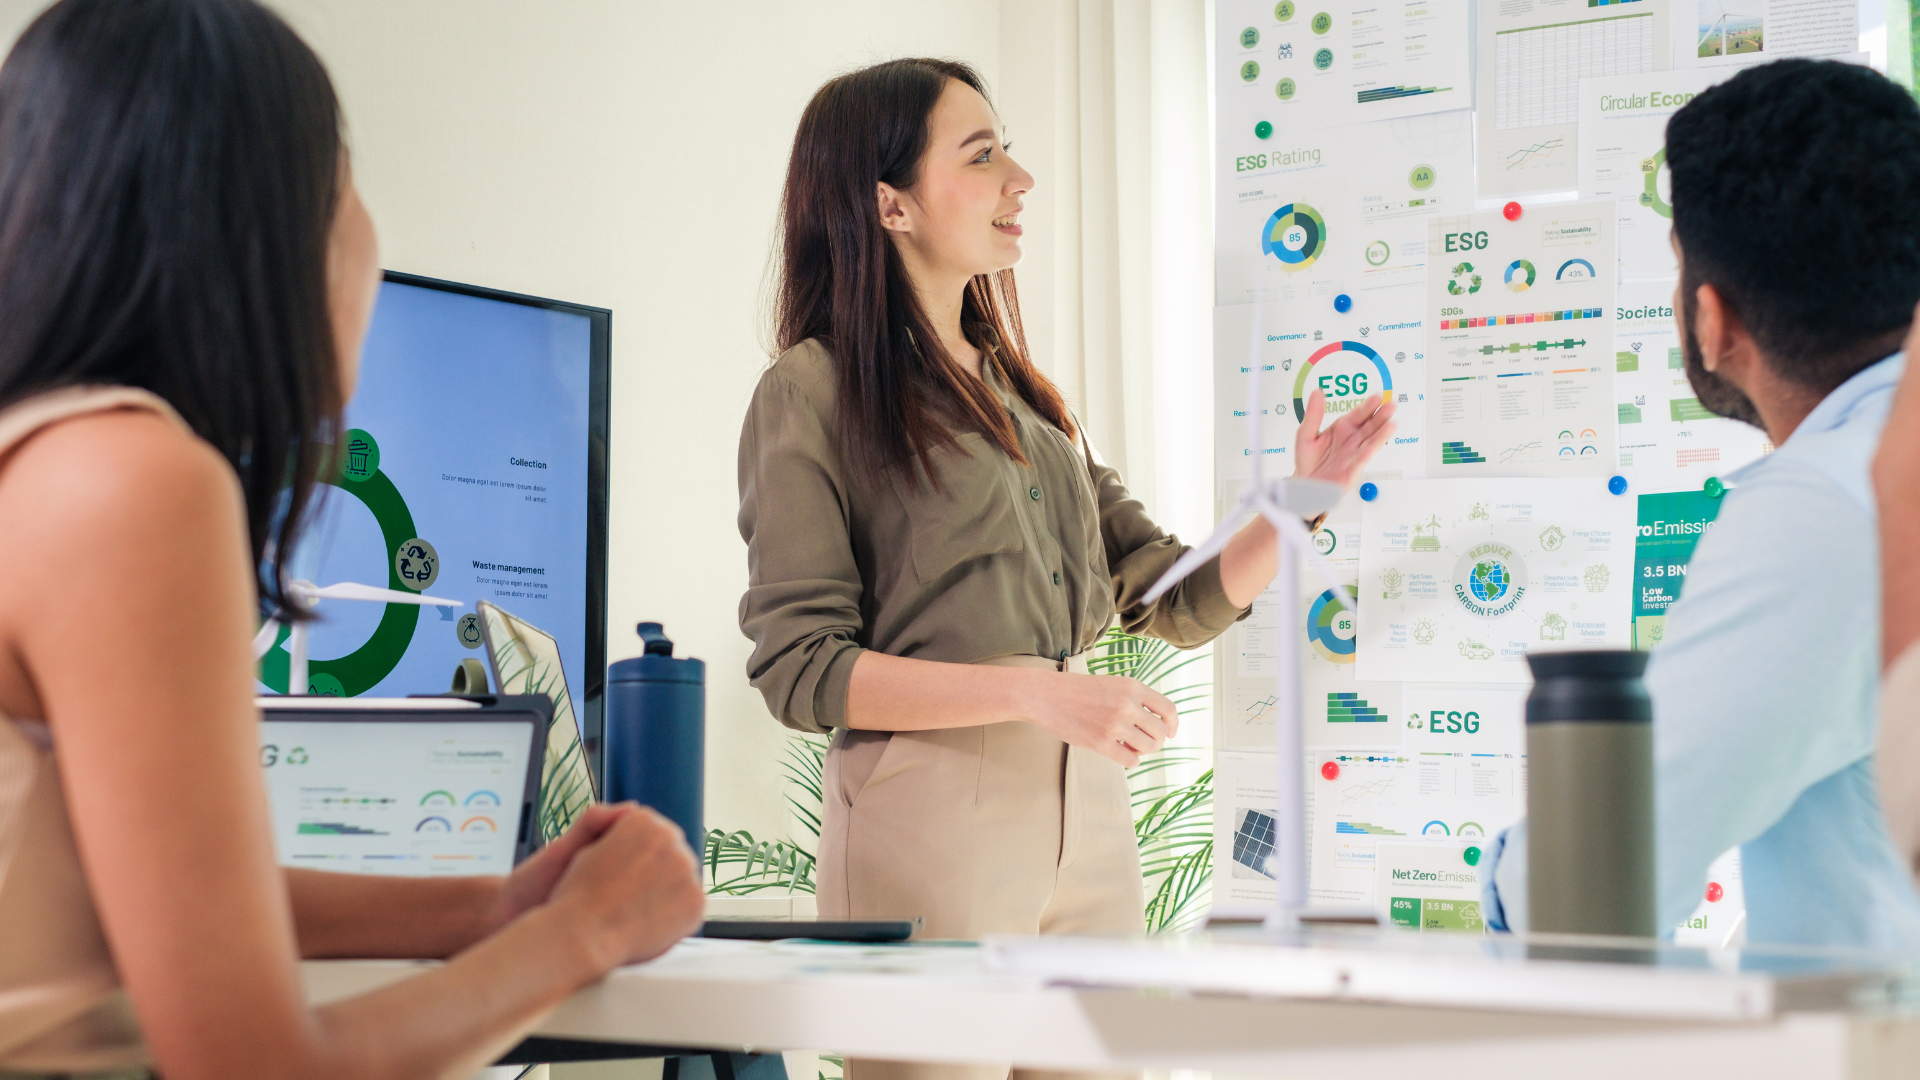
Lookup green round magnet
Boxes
[1255,120,1273,139]
[1704,476,1725,498]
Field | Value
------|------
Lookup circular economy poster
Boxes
[1262,202,1326,270]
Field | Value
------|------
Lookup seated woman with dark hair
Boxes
[0,1,703,1076]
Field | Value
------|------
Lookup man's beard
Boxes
[1680,291,1763,428]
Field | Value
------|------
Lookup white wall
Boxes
[0,0,1011,844]
[277,0,1011,845]
[0,0,1220,846]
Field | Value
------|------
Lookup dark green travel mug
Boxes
[1525,649,1656,937]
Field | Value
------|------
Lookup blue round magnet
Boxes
[1608,474,1628,495]
[1359,482,1378,502]
[1333,293,1352,313]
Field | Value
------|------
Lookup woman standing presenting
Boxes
[739,55,1392,1001]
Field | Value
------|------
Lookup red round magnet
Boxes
[1503,201,1522,221]
[1320,760,1340,781]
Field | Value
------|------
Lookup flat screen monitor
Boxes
[258,272,610,745]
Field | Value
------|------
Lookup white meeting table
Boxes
[301,927,1920,1079]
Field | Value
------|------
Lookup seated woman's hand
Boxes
[483,803,643,934]
[546,804,706,973]
[1293,388,1397,489]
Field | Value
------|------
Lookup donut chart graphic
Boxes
[256,427,428,696]
[1504,259,1536,292]
[1292,340,1392,421]
[1639,147,1672,218]
[1556,258,1597,281]
[1262,203,1327,270]
[1306,588,1357,664]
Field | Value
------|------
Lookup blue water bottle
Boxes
[603,622,705,855]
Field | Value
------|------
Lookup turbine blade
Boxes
[1271,510,1358,609]
[1140,522,1240,606]
[1275,477,1343,517]
[251,618,282,659]
[312,581,461,606]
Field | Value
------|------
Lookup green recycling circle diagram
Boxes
[1639,146,1672,219]
[258,428,430,696]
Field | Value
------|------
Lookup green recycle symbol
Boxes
[258,428,430,696]
[1447,261,1482,295]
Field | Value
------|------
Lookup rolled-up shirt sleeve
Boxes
[1090,455,1251,648]
[737,372,864,733]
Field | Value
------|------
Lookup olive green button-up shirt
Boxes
[737,338,1248,734]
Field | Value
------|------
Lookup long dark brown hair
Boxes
[0,0,345,618]
[775,58,1074,483]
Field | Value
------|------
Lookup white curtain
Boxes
[998,1,1219,772]
[998,0,1215,543]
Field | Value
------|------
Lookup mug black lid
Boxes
[1525,649,1648,680]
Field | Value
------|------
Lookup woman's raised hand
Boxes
[1294,388,1397,489]
[546,804,706,974]
[1026,673,1179,767]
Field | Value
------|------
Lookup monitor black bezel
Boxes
[376,271,611,760]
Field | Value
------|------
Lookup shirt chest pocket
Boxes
[897,433,1028,585]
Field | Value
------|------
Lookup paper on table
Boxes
[1216,0,1473,137]
[1217,111,1474,308]
[1474,0,1670,198]
[1356,477,1635,683]
[1424,203,1619,478]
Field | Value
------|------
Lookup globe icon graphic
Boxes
[1470,560,1510,603]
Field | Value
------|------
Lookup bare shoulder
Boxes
[0,408,243,561]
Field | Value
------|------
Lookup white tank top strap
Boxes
[0,385,188,466]
[0,385,184,1073]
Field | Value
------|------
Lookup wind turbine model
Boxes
[1139,293,1355,920]
[252,580,460,694]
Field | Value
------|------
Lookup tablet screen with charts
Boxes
[258,699,543,876]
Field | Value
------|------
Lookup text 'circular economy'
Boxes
[1293,339,1391,421]
[1262,203,1326,270]
[1307,588,1357,664]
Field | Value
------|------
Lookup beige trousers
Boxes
[818,655,1143,1080]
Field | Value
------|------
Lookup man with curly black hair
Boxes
[1486,59,1920,947]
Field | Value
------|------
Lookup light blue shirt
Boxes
[1487,353,1920,948]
